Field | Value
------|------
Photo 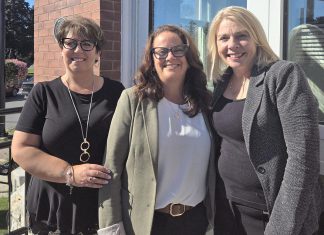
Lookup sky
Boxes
[26,0,34,7]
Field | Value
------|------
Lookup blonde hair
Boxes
[207,6,279,80]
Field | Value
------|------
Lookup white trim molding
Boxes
[247,0,284,58]
[121,0,149,87]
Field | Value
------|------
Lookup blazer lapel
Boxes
[242,66,267,154]
[141,98,159,178]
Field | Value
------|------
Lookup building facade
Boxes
[34,0,324,171]
[34,0,121,81]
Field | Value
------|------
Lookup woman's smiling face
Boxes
[61,31,99,74]
[152,31,189,86]
[216,18,257,75]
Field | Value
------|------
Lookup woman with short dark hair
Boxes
[12,16,124,234]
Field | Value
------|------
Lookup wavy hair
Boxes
[134,24,211,117]
[207,6,279,81]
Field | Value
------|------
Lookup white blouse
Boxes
[155,97,211,209]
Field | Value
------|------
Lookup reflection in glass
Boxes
[152,0,247,72]
[286,0,324,121]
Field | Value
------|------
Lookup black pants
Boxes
[151,202,209,235]
[314,212,324,235]
[214,200,267,235]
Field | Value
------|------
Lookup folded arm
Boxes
[12,131,110,188]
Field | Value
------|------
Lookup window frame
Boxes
[121,0,150,88]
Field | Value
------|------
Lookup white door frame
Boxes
[247,0,284,58]
[121,0,149,88]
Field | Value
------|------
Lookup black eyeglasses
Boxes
[151,44,189,59]
[61,38,97,51]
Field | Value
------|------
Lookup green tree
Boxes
[5,0,34,65]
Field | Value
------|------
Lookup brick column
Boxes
[34,0,121,82]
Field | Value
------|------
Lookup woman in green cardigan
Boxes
[98,25,216,235]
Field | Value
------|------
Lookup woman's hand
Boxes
[72,164,111,188]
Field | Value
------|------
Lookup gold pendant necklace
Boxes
[165,98,182,120]
[66,77,95,163]
[174,110,181,120]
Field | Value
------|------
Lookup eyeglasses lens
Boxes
[152,45,188,59]
[62,38,95,51]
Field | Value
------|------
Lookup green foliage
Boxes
[4,59,27,90]
[0,197,8,210]
[5,62,18,86]
[28,64,34,75]
[5,0,34,65]
[5,59,28,81]
[0,197,9,233]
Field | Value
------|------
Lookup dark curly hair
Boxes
[134,24,211,117]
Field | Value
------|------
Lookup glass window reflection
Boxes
[286,0,324,122]
[152,0,247,70]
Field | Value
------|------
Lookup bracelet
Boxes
[64,165,74,195]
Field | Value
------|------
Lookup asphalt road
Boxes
[2,95,26,130]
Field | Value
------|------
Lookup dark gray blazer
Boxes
[212,60,324,235]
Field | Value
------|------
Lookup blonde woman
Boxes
[208,6,323,235]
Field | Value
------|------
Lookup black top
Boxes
[16,77,124,233]
[213,95,267,210]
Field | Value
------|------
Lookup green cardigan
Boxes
[98,88,216,235]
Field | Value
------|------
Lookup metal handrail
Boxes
[0,140,11,148]
[0,107,23,116]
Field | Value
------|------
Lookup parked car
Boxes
[5,84,20,97]
[18,76,34,98]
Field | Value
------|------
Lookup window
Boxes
[285,0,324,122]
[151,0,247,70]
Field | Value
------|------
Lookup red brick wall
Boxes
[100,0,121,81]
[34,0,121,82]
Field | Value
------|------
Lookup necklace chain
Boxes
[165,99,183,120]
[66,77,95,163]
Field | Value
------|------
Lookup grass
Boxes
[28,64,34,75]
[0,196,9,234]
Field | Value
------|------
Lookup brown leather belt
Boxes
[156,203,193,217]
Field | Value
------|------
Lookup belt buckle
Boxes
[169,203,186,217]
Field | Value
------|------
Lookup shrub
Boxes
[4,62,18,86]
[5,59,28,81]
